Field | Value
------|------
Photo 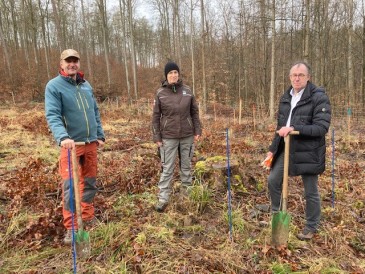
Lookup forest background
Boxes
[1,0,365,119]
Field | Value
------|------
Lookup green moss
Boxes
[234,174,242,184]
[194,161,207,178]
[256,180,265,192]
[353,200,364,209]
[205,155,226,163]
[270,262,291,273]
[232,175,248,193]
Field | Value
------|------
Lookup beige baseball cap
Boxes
[60,49,80,60]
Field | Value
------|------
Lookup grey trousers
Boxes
[268,152,321,231]
[158,136,195,203]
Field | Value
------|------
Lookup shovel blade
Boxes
[75,230,91,258]
[271,211,291,247]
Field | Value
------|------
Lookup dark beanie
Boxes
[164,62,180,79]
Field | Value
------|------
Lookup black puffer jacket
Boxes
[152,79,202,142]
[269,82,331,176]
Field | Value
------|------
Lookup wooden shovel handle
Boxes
[71,148,84,231]
[74,141,86,146]
[282,131,299,212]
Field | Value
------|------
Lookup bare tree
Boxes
[96,0,112,90]
[124,0,138,100]
[347,0,355,106]
[190,0,198,95]
[119,0,132,104]
[258,0,269,101]
[9,0,19,49]
[303,0,310,62]
[19,0,30,70]
[24,0,42,99]
[38,0,51,80]
[0,0,363,113]
[200,0,207,113]
[80,0,93,82]
[269,0,276,120]
[362,0,365,109]
[50,0,65,50]
[152,0,171,61]
[0,9,14,103]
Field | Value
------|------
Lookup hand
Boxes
[261,152,273,170]
[156,141,162,147]
[60,138,75,149]
[97,139,105,147]
[194,135,200,142]
[277,126,294,137]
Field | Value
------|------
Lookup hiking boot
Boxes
[64,229,75,244]
[155,201,168,213]
[297,227,316,241]
[254,204,271,213]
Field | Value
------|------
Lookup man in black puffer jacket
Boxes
[266,61,331,240]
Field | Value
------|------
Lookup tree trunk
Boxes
[50,0,65,50]
[9,0,19,49]
[269,0,276,120]
[119,0,132,104]
[26,0,41,99]
[81,0,93,83]
[190,0,196,95]
[126,0,138,100]
[362,10,365,110]
[20,0,30,71]
[347,0,355,107]
[38,0,51,80]
[200,0,207,113]
[0,7,11,78]
[96,0,112,91]
[303,0,310,62]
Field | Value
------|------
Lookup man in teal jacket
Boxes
[45,49,105,244]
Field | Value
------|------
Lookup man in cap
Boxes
[45,49,105,244]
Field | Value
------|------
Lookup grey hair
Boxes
[290,61,312,76]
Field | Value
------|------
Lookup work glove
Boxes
[260,154,273,170]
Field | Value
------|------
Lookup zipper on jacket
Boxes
[82,93,90,109]
[163,119,168,129]
[187,118,193,128]
[77,85,90,139]
[75,93,82,109]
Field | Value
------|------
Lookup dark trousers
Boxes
[268,152,320,231]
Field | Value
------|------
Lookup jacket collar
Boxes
[59,70,85,85]
[161,79,183,89]
[284,81,316,100]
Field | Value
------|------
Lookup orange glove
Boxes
[261,154,273,170]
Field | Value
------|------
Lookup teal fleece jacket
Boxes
[45,73,105,145]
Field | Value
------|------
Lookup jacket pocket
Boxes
[298,115,312,125]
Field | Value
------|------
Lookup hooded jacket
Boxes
[45,73,105,145]
[152,79,202,142]
[269,81,331,176]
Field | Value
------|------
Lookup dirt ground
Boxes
[1,102,365,273]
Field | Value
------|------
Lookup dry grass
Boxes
[0,102,365,273]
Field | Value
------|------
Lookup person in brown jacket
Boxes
[152,61,202,212]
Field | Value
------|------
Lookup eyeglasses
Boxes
[290,73,307,79]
